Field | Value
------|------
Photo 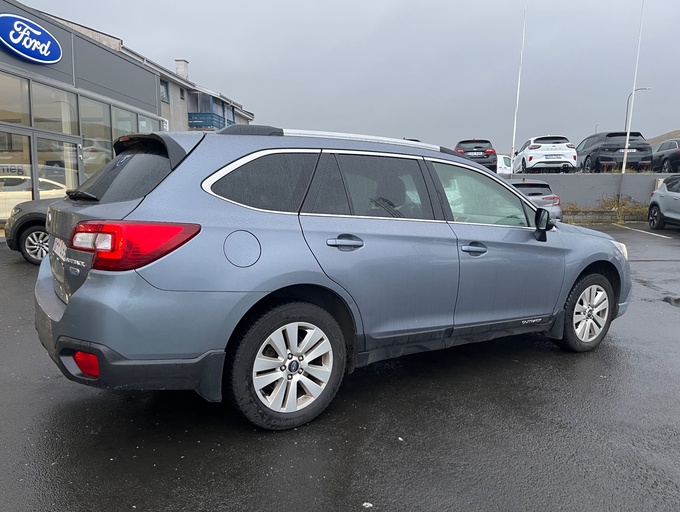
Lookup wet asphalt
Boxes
[1,222,679,512]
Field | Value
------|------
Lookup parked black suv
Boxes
[454,139,497,172]
[576,132,652,172]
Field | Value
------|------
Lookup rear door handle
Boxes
[461,244,487,255]
[327,236,364,250]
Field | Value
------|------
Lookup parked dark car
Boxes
[4,198,55,265]
[34,125,631,430]
[454,139,497,172]
[651,139,680,174]
[576,132,652,172]
[506,178,562,220]
[648,175,680,230]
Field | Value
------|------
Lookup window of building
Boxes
[180,88,185,100]
[80,97,113,179]
[211,152,319,212]
[36,138,78,195]
[160,80,169,103]
[0,131,32,220]
[0,71,30,126]
[112,107,138,140]
[32,82,79,136]
[139,115,161,134]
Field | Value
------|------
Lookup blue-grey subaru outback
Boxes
[35,125,632,430]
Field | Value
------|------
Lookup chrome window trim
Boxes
[299,212,446,223]
[323,149,423,160]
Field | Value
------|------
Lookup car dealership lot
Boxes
[1,223,679,511]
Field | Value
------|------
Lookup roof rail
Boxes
[217,124,455,155]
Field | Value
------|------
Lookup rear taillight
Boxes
[455,149,465,154]
[529,144,541,150]
[543,194,561,206]
[573,155,577,160]
[567,143,575,148]
[485,149,496,155]
[73,351,100,378]
[70,221,201,271]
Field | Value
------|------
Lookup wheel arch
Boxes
[225,284,360,374]
[574,261,621,313]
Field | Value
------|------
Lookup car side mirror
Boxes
[534,208,554,242]
[514,151,518,156]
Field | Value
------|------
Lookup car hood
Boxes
[557,222,613,240]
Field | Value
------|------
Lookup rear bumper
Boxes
[40,334,226,401]
[598,153,651,168]
[34,255,263,401]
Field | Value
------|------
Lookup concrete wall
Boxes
[509,173,669,208]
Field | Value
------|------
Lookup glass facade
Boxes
[0,69,163,225]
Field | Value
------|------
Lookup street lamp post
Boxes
[624,87,650,131]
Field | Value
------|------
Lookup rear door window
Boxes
[334,154,434,220]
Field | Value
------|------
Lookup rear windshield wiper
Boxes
[66,189,99,201]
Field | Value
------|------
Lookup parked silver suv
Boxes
[35,125,632,430]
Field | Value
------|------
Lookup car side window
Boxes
[303,153,351,215]
[431,161,529,227]
[671,141,679,150]
[576,138,588,152]
[334,154,433,220]
[211,152,318,212]
[659,142,670,151]
[667,179,680,193]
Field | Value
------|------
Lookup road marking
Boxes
[613,224,672,239]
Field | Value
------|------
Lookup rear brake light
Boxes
[529,144,541,150]
[485,149,496,155]
[528,156,533,162]
[70,221,201,271]
[567,143,575,148]
[544,194,561,206]
[455,149,465,154]
[73,351,100,378]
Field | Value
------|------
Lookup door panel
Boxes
[300,215,459,348]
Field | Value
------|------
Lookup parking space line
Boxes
[613,224,672,239]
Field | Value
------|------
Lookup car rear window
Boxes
[75,140,172,204]
[534,136,570,144]
[457,140,492,150]
[605,132,645,142]
[514,184,553,196]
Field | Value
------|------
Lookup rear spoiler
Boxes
[114,132,205,170]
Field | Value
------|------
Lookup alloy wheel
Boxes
[24,229,49,262]
[572,284,609,343]
[252,321,334,413]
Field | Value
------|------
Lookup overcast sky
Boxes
[19,0,680,153]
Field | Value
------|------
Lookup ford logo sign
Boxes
[0,13,62,64]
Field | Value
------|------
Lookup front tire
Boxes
[19,225,49,265]
[227,302,346,430]
[662,159,672,173]
[554,274,614,352]
[648,204,665,230]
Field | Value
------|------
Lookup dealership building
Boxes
[0,0,253,225]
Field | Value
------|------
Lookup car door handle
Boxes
[327,237,364,249]
[461,244,487,255]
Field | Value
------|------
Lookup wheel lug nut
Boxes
[298,355,304,361]
[298,369,303,374]
[280,365,286,371]
[287,354,293,360]
[287,374,293,380]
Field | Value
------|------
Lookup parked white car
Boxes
[496,154,513,176]
[0,177,66,223]
[513,135,577,174]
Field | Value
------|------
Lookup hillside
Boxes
[647,130,680,147]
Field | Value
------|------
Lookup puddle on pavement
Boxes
[663,296,680,307]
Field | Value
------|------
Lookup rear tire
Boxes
[226,302,346,430]
[19,225,49,265]
[554,274,614,352]
[662,159,672,173]
[583,156,593,173]
[648,204,665,230]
